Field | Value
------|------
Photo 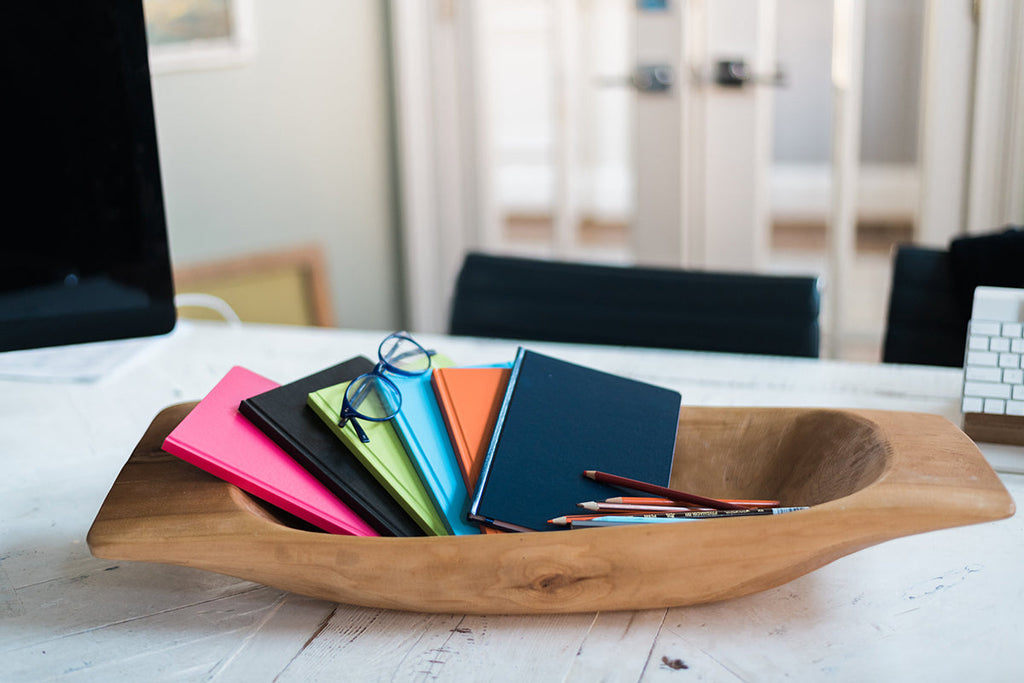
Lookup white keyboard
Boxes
[961,286,1024,446]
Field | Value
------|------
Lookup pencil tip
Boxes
[583,470,596,479]
[548,516,569,525]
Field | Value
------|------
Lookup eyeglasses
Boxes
[337,332,433,443]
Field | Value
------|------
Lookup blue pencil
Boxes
[569,507,808,528]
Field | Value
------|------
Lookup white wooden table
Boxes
[2,321,1021,682]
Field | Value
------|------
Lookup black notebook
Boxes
[239,356,425,537]
[468,348,682,532]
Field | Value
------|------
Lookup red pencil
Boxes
[583,470,747,510]
[579,501,716,513]
[605,496,780,508]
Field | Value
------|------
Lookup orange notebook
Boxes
[432,366,510,534]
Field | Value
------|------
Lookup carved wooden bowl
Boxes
[87,403,1015,614]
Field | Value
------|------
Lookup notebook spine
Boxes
[467,346,525,520]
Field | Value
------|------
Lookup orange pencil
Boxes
[548,512,638,525]
[583,470,747,510]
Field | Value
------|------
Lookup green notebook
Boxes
[308,381,449,536]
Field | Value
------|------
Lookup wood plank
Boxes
[564,609,668,682]
[274,607,464,680]
[3,585,330,680]
[408,613,594,680]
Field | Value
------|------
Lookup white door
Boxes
[631,0,777,272]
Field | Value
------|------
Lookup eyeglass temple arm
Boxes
[339,414,371,443]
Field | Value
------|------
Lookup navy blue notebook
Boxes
[468,348,682,532]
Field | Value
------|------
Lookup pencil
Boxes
[583,470,748,510]
[629,507,807,518]
[548,513,634,525]
[579,501,717,513]
[569,507,808,527]
[604,496,780,508]
[570,517,700,527]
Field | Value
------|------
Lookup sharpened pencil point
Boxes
[583,470,596,479]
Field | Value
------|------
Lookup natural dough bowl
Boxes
[87,402,1015,614]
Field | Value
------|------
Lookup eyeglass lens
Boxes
[345,373,401,421]
[379,334,431,375]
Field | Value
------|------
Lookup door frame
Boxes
[389,0,494,334]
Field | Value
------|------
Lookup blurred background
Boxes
[148,0,1024,360]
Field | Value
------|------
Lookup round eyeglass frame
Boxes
[337,332,433,443]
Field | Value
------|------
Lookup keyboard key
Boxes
[991,337,1012,352]
[1015,385,1024,401]
[962,396,984,413]
[1013,339,1024,353]
[969,335,991,351]
[998,353,1021,369]
[964,381,1012,399]
[966,366,1003,382]
[972,289,1024,321]
[1003,323,1023,338]
[1004,369,1024,385]
[1007,400,1024,417]
[984,398,1006,414]
[970,321,1003,336]
[967,350,999,367]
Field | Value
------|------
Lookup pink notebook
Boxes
[162,366,378,536]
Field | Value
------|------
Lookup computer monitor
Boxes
[0,3,176,353]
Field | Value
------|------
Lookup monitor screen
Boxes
[0,3,176,353]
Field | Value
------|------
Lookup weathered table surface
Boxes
[2,321,1021,682]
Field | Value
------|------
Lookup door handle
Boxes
[594,64,675,93]
[713,59,786,88]
[598,60,784,92]
[632,64,675,92]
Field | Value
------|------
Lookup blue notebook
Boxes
[468,348,682,532]
[390,356,481,535]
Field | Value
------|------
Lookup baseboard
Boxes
[495,161,919,225]
[771,163,919,223]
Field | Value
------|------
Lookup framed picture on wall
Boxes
[143,0,255,74]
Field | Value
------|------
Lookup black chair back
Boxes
[882,245,969,367]
[449,253,821,357]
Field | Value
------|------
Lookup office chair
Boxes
[883,230,1024,367]
[449,252,822,357]
[881,245,969,367]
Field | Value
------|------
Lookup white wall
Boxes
[150,0,401,330]
[774,0,924,166]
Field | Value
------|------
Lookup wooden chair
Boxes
[174,245,334,327]
[449,252,821,357]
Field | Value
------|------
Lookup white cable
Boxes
[174,293,242,325]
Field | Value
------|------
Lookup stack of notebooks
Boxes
[161,342,684,536]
